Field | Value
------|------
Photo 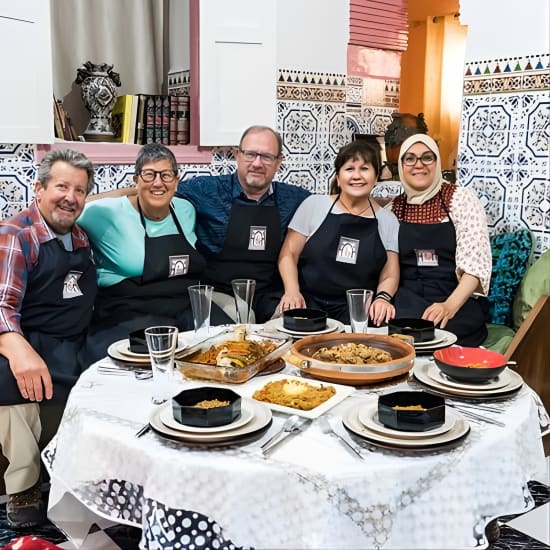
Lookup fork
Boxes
[261,415,308,455]
[318,416,365,460]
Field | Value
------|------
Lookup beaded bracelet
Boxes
[374,291,393,304]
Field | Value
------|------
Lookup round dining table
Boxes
[42,326,548,549]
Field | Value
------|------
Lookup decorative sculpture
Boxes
[384,113,429,179]
[75,61,121,142]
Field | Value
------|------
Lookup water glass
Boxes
[145,326,178,404]
[231,278,256,324]
[346,289,374,333]
[188,284,213,335]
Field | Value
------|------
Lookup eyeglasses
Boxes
[401,153,437,166]
[239,149,280,165]
[139,169,177,183]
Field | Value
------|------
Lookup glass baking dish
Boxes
[175,328,291,384]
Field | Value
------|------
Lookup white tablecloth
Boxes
[43,331,548,550]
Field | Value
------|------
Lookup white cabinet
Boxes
[0,0,53,144]
[199,0,276,146]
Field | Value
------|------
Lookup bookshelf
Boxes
[34,142,212,164]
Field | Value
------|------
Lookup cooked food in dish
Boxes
[253,379,336,410]
[392,404,425,411]
[187,339,278,368]
[312,343,392,364]
[194,399,231,409]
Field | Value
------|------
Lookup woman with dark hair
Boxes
[278,141,399,325]
[390,134,491,346]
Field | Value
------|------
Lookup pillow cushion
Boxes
[512,248,550,331]
[487,230,533,326]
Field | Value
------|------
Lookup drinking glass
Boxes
[145,326,179,404]
[188,284,213,335]
[346,289,374,333]
[231,279,256,324]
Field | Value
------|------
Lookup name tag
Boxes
[336,236,359,264]
[249,226,267,251]
[63,270,83,299]
[415,249,439,267]
[169,255,189,277]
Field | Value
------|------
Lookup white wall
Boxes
[276,0,348,73]
[460,0,550,60]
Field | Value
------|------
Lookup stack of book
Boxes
[114,93,190,145]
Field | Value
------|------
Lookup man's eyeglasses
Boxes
[139,170,177,183]
[401,153,437,166]
[239,149,280,165]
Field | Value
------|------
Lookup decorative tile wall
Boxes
[1,58,548,258]
[458,53,550,256]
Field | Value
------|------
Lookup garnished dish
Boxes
[253,379,336,411]
[312,342,392,364]
[176,327,291,384]
[187,339,278,368]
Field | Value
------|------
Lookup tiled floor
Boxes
[1,460,549,549]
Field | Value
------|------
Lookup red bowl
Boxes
[433,346,508,383]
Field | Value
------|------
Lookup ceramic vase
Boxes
[75,61,121,142]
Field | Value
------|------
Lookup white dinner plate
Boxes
[159,400,254,433]
[264,317,345,337]
[357,402,459,440]
[113,335,188,359]
[413,361,523,398]
[239,373,355,419]
[149,398,272,443]
[413,329,457,349]
[427,363,511,391]
[343,402,470,449]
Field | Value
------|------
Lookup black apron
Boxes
[298,198,387,323]
[394,195,488,346]
[0,238,97,405]
[85,202,232,363]
[204,200,282,322]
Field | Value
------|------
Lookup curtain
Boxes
[51,0,168,134]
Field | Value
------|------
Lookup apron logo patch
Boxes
[415,249,439,267]
[169,255,189,277]
[248,226,267,251]
[336,236,359,264]
[63,271,83,299]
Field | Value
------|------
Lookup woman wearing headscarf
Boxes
[390,134,491,346]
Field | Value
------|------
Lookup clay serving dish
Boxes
[284,333,415,386]
[433,346,508,383]
[378,390,446,431]
[283,308,328,332]
[172,386,241,427]
[388,318,435,343]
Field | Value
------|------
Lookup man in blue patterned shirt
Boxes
[176,126,310,321]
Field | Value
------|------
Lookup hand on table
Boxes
[369,299,395,327]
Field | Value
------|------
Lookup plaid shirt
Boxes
[0,201,90,335]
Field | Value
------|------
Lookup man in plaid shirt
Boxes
[0,149,97,529]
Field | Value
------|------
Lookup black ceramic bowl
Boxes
[172,387,242,427]
[433,346,508,383]
[388,318,435,343]
[378,390,445,432]
[283,308,328,332]
[129,328,148,354]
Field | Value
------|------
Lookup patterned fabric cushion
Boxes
[487,230,533,326]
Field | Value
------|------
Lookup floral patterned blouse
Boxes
[389,183,492,295]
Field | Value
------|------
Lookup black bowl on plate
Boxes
[283,308,328,332]
[378,390,445,432]
[172,387,241,427]
[433,346,508,383]
[388,318,435,343]
[129,328,148,354]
